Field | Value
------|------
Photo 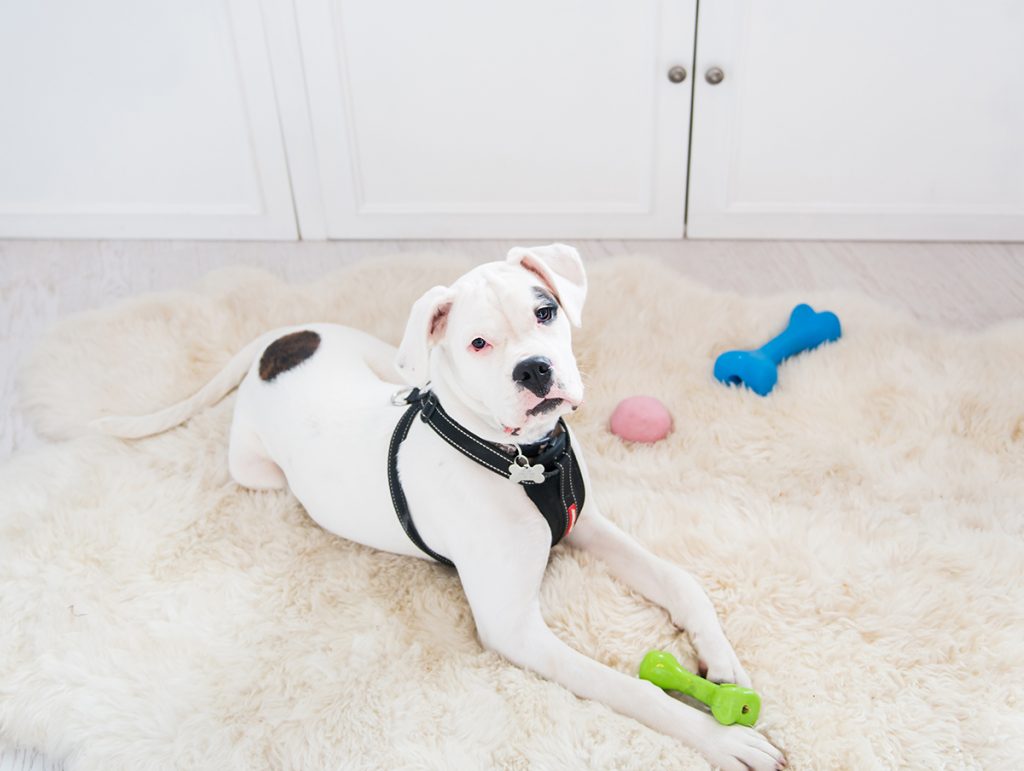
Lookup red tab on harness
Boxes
[565,503,578,537]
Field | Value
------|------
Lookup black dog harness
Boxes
[387,388,585,567]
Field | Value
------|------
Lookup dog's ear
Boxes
[506,244,587,327]
[395,285,455,387]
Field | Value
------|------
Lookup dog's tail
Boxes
[90,331,278,439]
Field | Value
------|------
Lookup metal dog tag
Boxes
[509,454,545,485]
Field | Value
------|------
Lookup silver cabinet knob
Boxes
[705,67,725,85]
[667,66,688,84]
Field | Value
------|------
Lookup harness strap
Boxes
[387,388,585,567]
[387,396,455,567]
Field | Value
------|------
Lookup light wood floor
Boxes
[0,237,1022,769]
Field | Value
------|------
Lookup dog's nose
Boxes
[513,356,553,397]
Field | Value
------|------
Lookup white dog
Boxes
[96,245,785,770]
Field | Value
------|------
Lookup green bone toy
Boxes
[638,650,761,727]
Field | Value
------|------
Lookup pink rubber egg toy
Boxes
[609,396,673,443]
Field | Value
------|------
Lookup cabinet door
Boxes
[687,0,1024,240]
[0,0,296,239]
[293,0,695,238]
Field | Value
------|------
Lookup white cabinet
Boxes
[686,0,1024,240]
[289,0,696,238]
[1,1,1022,241]
[0,0,296,239]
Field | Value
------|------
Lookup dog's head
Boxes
[396,244,586,443]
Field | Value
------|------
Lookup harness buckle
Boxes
[390,387,416,406]
[419,392,438,420]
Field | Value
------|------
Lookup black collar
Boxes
[398,387,569,482]
[387,387,586,567]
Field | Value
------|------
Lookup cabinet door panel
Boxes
[0,0,296,239]
[295,0,695,238]
[687,0,1024,240]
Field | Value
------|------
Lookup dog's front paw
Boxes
[691,630,752,689]
[698,722,787,771]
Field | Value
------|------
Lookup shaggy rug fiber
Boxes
[2,255,1023,770]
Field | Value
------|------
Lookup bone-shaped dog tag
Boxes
[509,455,545,484]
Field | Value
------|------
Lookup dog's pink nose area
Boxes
[609,396,673,443]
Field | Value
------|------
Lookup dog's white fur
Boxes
[95,246,785,770]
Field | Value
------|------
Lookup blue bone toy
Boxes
[713,304,841,396]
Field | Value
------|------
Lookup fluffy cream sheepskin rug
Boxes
[2,255,1023,771]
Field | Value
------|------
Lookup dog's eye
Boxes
[470,337,489,351]
[535,306,556,323]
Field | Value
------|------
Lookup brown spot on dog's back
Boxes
[259,330,321,382]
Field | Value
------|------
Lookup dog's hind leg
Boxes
[228,418,286,491]
[451,540,786,771]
